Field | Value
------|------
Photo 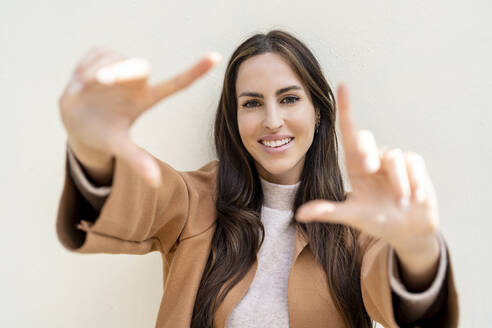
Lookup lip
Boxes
[258,137,294,154]
[258,134,294,142]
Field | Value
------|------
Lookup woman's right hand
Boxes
[59,47,222,188]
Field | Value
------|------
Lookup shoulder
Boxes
[197,159,219,174]
[183,159,219,176]
[179,160,219,194]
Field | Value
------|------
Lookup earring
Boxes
[315,111,320,134]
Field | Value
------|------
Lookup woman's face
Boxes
[236,52,317,185]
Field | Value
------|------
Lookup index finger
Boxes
[337,84,381,175]
[337,84,359,168]
[146,52,222,108]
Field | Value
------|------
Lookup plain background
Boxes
[1,0,490,327]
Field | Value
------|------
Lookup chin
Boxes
[259,161,294,177]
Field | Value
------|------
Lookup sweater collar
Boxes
[260,177,300,211]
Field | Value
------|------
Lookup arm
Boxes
[358,232,459,328]
[57,141,219,255]
[66,141,111,211]
[388,230,451,324]
[56,48,221,256]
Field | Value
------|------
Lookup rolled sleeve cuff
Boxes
[388,230,448,321]
[66,141,112,210]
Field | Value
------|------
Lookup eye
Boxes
[281,96,299,104]
[242,100,261,108]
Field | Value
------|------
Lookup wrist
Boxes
[392,232,441,292]
[393,232,439,257]
[67,137,115,185]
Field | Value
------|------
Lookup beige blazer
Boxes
[56,147,459,327]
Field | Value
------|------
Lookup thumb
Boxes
[111,133,162,188]
[96,57,151,85]
[295,199,357,226]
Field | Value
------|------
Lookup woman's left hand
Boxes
[295,83,440,254]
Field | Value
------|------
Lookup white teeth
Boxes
[261,137,292,148]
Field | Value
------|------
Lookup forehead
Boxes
[235,52,303,96]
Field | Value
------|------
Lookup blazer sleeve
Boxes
[56,141,218,255]
[358,230,459,328]
[66,142,111,211]
[388,230,448,322]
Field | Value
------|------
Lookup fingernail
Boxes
[208,51,223,64]
[364,156,380,172]
[96,68,115,84]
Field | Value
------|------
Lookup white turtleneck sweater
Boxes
[66,146,448,327]
[224,178,299,327]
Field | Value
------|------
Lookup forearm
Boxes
[67,137,115,186]
[393,232,441,292]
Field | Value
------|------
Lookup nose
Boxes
[262,104,283,130]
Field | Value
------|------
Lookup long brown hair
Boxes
[191,30,373,328]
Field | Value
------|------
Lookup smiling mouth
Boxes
[258,137,294,148]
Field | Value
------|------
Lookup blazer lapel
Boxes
[288,226,346,327]
[293,224,309,261]
[213,259,258,327]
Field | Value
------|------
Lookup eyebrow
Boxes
[238,85,302,98]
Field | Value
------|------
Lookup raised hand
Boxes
[295,83,440,256]
[59,47,222,187]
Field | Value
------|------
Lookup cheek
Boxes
[291,110,315,136]
[238,111,258,134]
[237,115,255,146]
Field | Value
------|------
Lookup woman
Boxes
[57,30,458,327]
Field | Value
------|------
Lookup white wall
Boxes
[1,0,489,326]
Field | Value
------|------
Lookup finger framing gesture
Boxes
[295,83,440,251]
[60,48,222,189]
